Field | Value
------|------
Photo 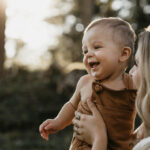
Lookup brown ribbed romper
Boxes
[70,73,137,150]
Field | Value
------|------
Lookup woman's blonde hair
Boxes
[136,25,150,137]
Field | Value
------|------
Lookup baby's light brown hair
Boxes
[84,17,136,67]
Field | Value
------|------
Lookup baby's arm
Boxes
[39,101,76,140]
[39,75,86,140]
[53,75,84,129]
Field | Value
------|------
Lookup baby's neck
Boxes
[100,73,126,90]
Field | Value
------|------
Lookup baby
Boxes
[39,17,137,150]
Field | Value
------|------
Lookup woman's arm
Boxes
[72,99,107,150]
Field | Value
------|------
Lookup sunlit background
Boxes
[5,0,150,70]
[0,0,150,150]
[5,0,73,70]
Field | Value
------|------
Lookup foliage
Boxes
[0,66,86,150]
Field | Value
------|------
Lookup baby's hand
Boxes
[40,129,50,141]
[39,119,60,140]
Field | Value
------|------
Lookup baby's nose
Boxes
[86,50,94,57]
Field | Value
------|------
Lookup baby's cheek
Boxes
[83,59,90,73]
[86,68,91,74]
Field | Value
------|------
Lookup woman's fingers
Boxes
[73,125,83,135]
[72,117,80,127]
[75,111,82,120]
[73,111,89,127]
[74,133,84,141]
[72,100,107,146]
[87,99,102,119]
[87,99,106,130]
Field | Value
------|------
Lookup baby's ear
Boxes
[119,47,131,62]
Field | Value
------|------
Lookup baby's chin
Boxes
[90,73,103,81]
[93,77,103,81]
[87,70,105,81]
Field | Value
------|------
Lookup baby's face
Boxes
[82,25,122,81]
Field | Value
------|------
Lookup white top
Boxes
[133,137,150,150]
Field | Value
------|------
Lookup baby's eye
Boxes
[94,45,102,49]
[82,49,88,55]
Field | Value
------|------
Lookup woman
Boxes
[73,26,150,150]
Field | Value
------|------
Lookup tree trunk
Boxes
[0,0,6,79]
[79,0,94,27]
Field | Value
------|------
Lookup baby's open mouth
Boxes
[89,62,100,68]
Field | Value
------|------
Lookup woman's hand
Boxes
[72,99,107,150]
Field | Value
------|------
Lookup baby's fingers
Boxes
[39,119,50,133]
[44,123,53,130]
[40,132,49,141]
